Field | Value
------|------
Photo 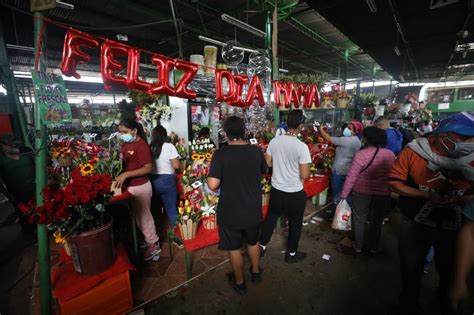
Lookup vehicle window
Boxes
[427,89,454,103]
[458,87,474,100]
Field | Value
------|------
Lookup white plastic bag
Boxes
[332,199,352,231]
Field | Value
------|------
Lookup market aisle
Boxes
[138,209,474,315]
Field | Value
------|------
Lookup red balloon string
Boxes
[32,16,222,72]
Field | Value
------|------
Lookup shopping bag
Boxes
[331,199,352,231]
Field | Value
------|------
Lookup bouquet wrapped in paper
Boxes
[177,199,201,240]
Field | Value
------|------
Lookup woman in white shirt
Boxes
[150,126,181,229]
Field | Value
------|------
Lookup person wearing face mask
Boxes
[115,118,161,261]
[319,122,362,207]
[387,112,474,314]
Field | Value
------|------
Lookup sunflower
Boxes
[53,231,66,244]
[80,163,95,176]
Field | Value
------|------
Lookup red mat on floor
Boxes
[174,223,219,252]
[304,175,329,198]
[51,245,135,303]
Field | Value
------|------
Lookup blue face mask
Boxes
[343,128,352,137]
[120,133,135,143]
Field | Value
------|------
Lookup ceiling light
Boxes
[6,44,35,52]
[116,34,128,42]
[366,0,377,13]
[56,1,74,10]
[394,46,401,56]
[221,14,265,38]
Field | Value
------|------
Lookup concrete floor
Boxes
[138,210,474,315]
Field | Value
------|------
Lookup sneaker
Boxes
[227,272,247,295]
[249,266,263,283]
[285,251,307,264]
[173,238,185,249]
[259,245,266,257]
[143,242,162,261]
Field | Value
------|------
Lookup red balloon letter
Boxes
[232,75,249,107]
[245,75,265,107]
[215,70,235,103]
[149,54,175,96]
[126,48,152,92]
[175,60,198,99]
[288,82,300,108]
[100,40,129,90]
[60,29,99,79]
[273,81,290,108]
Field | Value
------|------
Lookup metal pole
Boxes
[34,11,52,315]
[267,9,279,125]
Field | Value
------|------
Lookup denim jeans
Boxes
[332,169,347,205]
[150,174,178,226]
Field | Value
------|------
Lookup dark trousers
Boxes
[352,192,389,252]
[259,187,307,253]
[398,215,456,313]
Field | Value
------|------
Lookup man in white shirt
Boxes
[259,110,312,263]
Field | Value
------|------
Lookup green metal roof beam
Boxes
[285,16,380,80]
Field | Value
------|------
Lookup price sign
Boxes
[31,70,72,125]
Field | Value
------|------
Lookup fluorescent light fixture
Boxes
[366,0,377,13]
[221,14,265,38]
[394,46,401,56]
[197,35,258,53]
[455,43,474,52]
[56,1,74,10]
[279,68,289,73]
[448,63,474,69]
[346,78,360,81]
[6,44,35,52]
[116,34,128,42]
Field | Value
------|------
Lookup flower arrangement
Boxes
[169,132,187,160]
[136,101,173,125]
[19,167,112,242]
[299,126,335,174]
[189,138,215,161]
[181,160,210,192]
[177,199,201,240]
[261,176,271,207]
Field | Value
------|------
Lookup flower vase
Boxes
[111,181,122,196]
[179,220,197,240]
[336,98,349,109]
[67,218,116,275]
[262,194,270,207]
[202,215,217,230]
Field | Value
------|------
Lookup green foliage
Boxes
[117,99,135,120]
[128,91,163,106]
[280,72,331,90]
[360,93,379,106]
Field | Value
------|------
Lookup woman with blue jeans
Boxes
[319,122,362,206]
[150,126,183,247]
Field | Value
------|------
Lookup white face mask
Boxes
[441,136,474,158]
[343,128,352,137]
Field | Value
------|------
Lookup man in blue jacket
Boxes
[375,117,403,155]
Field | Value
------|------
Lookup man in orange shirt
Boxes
[387,112,474,314]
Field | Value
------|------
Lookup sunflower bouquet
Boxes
[189,138,215,161]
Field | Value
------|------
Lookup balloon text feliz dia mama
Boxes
[60,28,320,109]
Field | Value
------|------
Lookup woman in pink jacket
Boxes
[340,126,396,254]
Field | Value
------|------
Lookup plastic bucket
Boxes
[67,218,116,275]
[319,188,328,206]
